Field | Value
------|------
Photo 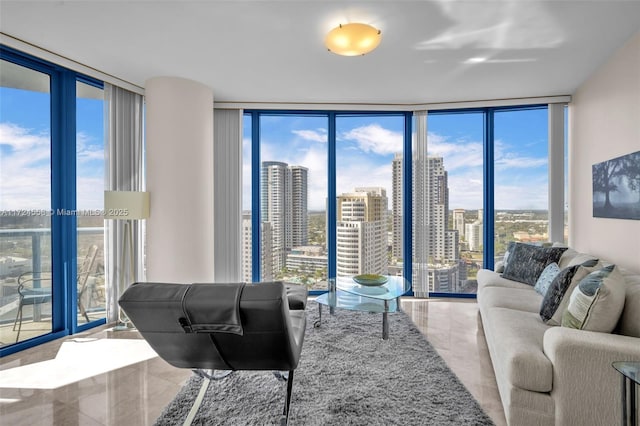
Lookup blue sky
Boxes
[243,109,549,211]
[0,84,104,210]
[1,82,548,213]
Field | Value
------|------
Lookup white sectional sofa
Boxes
[477,246,640,426]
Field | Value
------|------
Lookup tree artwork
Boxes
[592,150,640,220]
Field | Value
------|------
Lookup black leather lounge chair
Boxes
[119,281,307,425]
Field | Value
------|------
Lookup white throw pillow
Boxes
[562,265,627,333]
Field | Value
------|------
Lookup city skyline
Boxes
[242,110,550,213]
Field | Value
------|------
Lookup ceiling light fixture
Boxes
[325,23,382,56]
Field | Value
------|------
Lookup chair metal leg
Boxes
[13,304,24,342]
[183,374,211,426]
[281,369,294,425]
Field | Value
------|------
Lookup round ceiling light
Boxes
[325,23,382,56]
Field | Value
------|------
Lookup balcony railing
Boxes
[0,227,104,345]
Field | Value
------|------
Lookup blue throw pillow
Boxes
[534,262,560,297]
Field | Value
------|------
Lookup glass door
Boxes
[0,58,54,345]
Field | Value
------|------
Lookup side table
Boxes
[612,361,639,426]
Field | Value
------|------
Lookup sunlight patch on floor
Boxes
[0,338,158,389]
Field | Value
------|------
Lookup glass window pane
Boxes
[336,115,404,277]
[419,112,484,294]
[242,113,253,282]
[259,115,328,290]
[76,80,105,325]
[494,108,549,262]
[0,59,53,344]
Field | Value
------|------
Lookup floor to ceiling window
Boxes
[75,79,105,326]
[416,111,485,296]
[335,115,405,278]
[245,113,329,290]
[0,58,53,344]
[493,107,549,261]
[243,104,563,297]
[0,47,106,355]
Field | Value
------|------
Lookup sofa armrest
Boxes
[543,326,640,425]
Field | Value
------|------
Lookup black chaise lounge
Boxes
[119,281,307,425]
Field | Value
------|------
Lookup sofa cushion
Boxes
[616,270,640,338]
[534,262,561,297]
[502,243,568,286]
[484,307,554,392]
[477,269,534,292]
[540,265,592,326]
[480,286,543,313]
[562,265,626,332]
[558,248,599,270]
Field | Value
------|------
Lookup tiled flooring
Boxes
[0,298,507,426]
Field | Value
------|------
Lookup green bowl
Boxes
[353,274,388,286]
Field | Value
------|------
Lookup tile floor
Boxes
[0,298,507,426]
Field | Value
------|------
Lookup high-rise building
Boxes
[444,229,459,262]
[260,161,308,274]
[427,157,450,262]
[393,155,460,295]
[466,219,483,251]
[289,166,308,248]
[393,156,457,262]
[336,187,388,276]
[391,154,403,259]
[429,264,460,293]
[453,208,465,238]
[241,213,273,282]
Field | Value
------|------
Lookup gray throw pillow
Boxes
[501,243,568,286]
[540,264,594,325]
[501,241,517,271]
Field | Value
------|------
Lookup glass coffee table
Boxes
[612,361,639,426]
[314,275,411,340]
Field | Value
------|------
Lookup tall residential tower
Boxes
[336,187,388,276]
[260,161,308,274]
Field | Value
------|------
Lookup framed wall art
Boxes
[592,150,640,220]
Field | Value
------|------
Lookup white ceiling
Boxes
[1,1,639,105]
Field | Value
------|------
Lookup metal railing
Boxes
[0,227,104,325]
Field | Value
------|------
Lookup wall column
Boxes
[145,76,214,282]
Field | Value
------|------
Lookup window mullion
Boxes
[327,112,337,280]
[483,109,495,271]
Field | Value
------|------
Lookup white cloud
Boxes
[76,131,104,164]
[427,131,483,171]
[1,123,106,210]
[0,122,49,152]
[291,128,327,143]
[340,124,403,156]
[76,177,105,210]
[243,124,550,212]
[1,123,51,209]
[494,139,547,170]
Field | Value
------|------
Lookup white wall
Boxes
[145,77,215,282]
[569,31,640,272]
